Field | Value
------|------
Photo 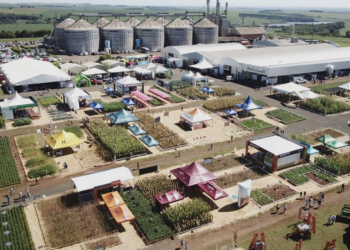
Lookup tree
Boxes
[346,31,350,38]
[98,55,107,62]
[0,116,5,128]
[100,63,111,71]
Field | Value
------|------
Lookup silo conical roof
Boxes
[135,18,163,29]
[55,18,75,28]
[194,18,217,27]
[166,18,192,28]
[154,17,169,26]
[65,19,98,31]
[102,19,133,30]
[125,17,141,27]
[182,17,195,26]
[91,18,110,28]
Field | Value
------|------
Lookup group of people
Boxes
[301,191,325,209]
[275,203,287,214]
[327,215,337,225]
[7,187,31,205]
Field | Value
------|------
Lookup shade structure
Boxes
[140,135,159,147]
[128,125,146,135]
[200,87,215,93]
[132,67,152,74]
[101,191,125,207]
[338,82,350,90]
[181,107,213,123]
[81,68,107,76]
[64,87,91,99]
[0,91,36,110]
[149,89,171,99]
[170,161,217,187]
[184,70,194,77]
[325,140,348,149]
[198,181,228,200]
[108,204,135,224]
[224,108,237,115]
[155,190,184,205]
[89,101,104,110]
[148,65,170,74]
[107,65,131,73]
[235,96,262,111]
[315,135,336,144]
[298,90,319,99]
[122,98,136,106]
[116,76,142,86]
[105,87,114,93]
[299,142,319,155]
[131,91,152,101]
[272,82,310,95]
[108,109,139,124]
[190,57,213,69]
[45,130,82,150]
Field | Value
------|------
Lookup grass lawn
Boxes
[310,81,349,94]
[266,109,305,124]
[239,118,273,131]
[36,96,61,107]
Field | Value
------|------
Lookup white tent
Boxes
[0,91,37,120]
[60,63,85,75]
[180,108,213,123]
[116,76,141,85]
[71,167,134,192]
[182,71,208,86]
[297,90,319,99]
[272,82,310,95]
[63,87,92,110]
[166,58,183,68]
[132,67,152,75]
[190,57,213,70]
[145,63,157,70]
[81,68,107,76]
[339,82,350,90]
[148,65,170,74]
[0,58,71,87]
[107,65,131,73]
[114,76,143,95]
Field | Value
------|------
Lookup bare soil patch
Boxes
[306,128,345,140]
[305,172,330,186]
[261,183,298,201]
[204,154,250,173]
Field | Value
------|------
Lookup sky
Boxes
[5,0,350,8]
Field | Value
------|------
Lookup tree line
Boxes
[0,13,42,24]
[0,29,50,39]
[279,21,345,37]
[238,13,315,22]
[259,10,282,13]
[309,10,324,12]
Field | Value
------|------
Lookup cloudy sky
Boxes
[5,0,350,8]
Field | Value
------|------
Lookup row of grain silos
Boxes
[55,17,218,55]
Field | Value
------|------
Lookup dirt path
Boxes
[147,184,349,250]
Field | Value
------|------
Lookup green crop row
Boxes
[0,137,21,186]
[28,165,57,178]
[25,155,55,168]
[250,189,274,206]
[314,155,350,175]
[266,109,305,124]
[13,118,31,127]
[279,165,316,185]
[313,171,338,183]
[301,97,350,114]
[94,99,125,113]
[17,134,37,148]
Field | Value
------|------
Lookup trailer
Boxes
[340,204,350,218]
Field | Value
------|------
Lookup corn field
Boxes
[37,195,117,248]
[136,113,187,149]
[136,175,183,204]
[217,167,268,189]
[161,198,213,231]
[315,152,350,175]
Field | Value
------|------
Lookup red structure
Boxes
[197,181,228,200]
[295,239,302,250]
[248,233,266,250]
[155,190,184,205]
[324,239,336,250]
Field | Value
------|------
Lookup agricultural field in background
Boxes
[0,137,21,186]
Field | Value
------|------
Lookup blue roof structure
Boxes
[128,125,146,135]
[140,135,159,147]
[105,87,114,93]
[236,96,262,111]
[108,109,139,124]
[224,108,237,116]
[89,101,104,110]
[200,87,215,93]
[299,141,320,155]
[122,98,136,106]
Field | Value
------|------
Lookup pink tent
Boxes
[131,91,152,101]
[170,162,217,187]
[149,89,170,99]
[198,181,228,200]
[155,190,184,205]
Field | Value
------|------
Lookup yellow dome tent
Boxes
[45,130,83,150]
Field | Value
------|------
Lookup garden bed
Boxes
[265,109,305,124]
[310,81,349,95]
[37,95,61,107]
[203,96,242,112]
[305,128,345,140]
[250,189,274,206]
[94,99,125,113]
[279,165,316,186]
[176,87,208,100]
[301,97,350,115]
[238,118,273,131]
[260,183,297,202]
[212,87,236,96]
[0,137,21,186]
[204,154,250,173]
[148,97,165,106]
[305,171,338,186]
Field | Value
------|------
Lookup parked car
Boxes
[296,78,307,84]
[91,79,103,84]
[103,77,111,82]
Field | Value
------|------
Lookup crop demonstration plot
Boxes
[217,167,268,189]
[204,154,250,173]
[279,165,316,186]
[251,183,297,206]
[266,109,305,124]
[239,118,273,131]
[314,153,350,176]
[0,137,21,187]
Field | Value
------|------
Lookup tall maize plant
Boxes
[315,153,350,175]
[161,198,213,231]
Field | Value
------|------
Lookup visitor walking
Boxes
[9,187,13,196]
[231,135,233,142]
[303,191,306,199]
[19,190,23,201]
[7,195,10,205]
[341,183,345,192]
[26,187,30,198]
[305,199,309,208]
[137,162,140,170]
[299,192,302,199]
[328,215,332,225]
[319,192,322,201]
[210,144,213,150]
[284,204,287,213]
[318,199,322,208]
[35,176,39,185]
[276,204,280,214]
[313,198,317,207]
[321,193,324,201]
[185,242,188,250]
[331,215,336,225]
[180,239,184,249]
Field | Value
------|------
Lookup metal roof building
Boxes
[253,38,309,48]
[232,27,265,39]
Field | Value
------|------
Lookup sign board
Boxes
[1,211,6,215]
[94,246,105,250]
[111,180,121,187]
[164,111,169,116]
[203,158,213,165]
[139,165,158,175]
[154,116,160,124]
[221,246,227,250]
[5,242,11,247]
[4,231,9,235]
[3,222,8,226]
[224,121,229,126]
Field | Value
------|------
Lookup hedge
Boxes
[28,165,57,178]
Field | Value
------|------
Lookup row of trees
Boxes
[0,29,50,38]
[259,10,282,13]
[0,13,41,24]
[279,22,345,37]
[238,13,315,22]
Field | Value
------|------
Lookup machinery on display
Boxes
[288,210,316,239]
[248,232,266,250]
[339,204,350,219]
[324,239,337,250]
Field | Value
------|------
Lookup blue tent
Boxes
[105,87,114,93]
[128,125,146,135]
[299,141,320,155]
[108,109,139,124]
[122,98,136,106]
[140,135,159,147]
[224,108,237,115]
[200,87,215,93]
[89,101,104,110]
[235,96,262,111]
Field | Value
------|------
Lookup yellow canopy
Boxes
[45,130,82,150]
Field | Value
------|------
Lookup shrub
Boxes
[28,165,57,178]
[0,116,5,128]
[148,97,164,106]
[22,148,42,158]
[94,99,125,113]
[14,118,31,127]
[64,126,84,138]
[203,96,241,112]
[17,134,37,148]
[177,87,208,100]
[212,87,236,96]
[0,137,21,186]
[301,97,350,114]
[25,156,54,168]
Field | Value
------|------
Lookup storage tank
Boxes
[165,18,193,46]
[193,18,218,44]
[64,19,99,55]
[54,18,75,50]
[101,19,133,53]
[105,40,110,48]
[181,17,195,26]
[134,18,164,51]
[154,17,169,26]
[124,17,141,27]
[92,18,110,51]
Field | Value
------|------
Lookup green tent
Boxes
[108,109,139,124]
[315,134,336,144]
[75,74,91,87]
[325,140,348,149]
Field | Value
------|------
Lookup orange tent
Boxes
[101,191,125,207]
[108,204,135,224]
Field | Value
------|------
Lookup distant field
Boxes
[0,23,52,32]
[0,37,42,42]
